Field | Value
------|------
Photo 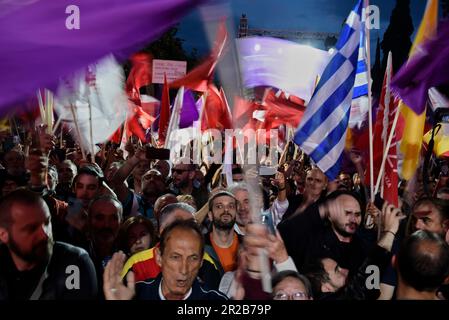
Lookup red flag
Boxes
[126,53,153,100]
[370,53,399,206]
[201,84,231,131]
[169,20,228,92]
[262,89,305,129]
[158,74,171,145]
[233,95,258,130]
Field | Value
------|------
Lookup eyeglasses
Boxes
[273,291,309,300]
[172,169,190,175]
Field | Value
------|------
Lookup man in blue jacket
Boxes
[104,219,227,300]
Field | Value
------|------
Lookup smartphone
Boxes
[146,146,170,160]
[261,211,276,235]
[259,166,277,176]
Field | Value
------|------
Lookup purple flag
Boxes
[391,19,449,114]
[179,89,199,128]
[0,0,206,113]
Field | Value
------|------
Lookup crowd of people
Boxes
[0,123,448,301]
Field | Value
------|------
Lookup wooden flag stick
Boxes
[69,104,86,160]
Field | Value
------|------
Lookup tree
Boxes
[380,0,414,74]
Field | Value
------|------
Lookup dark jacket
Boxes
[0,242,98,300]
[204,231,244,277]
[135,273,228,300]
[318,244,392,300]
[278,203,372,275]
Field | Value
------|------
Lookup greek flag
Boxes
[349,2,370,128]
[294,0,364,179]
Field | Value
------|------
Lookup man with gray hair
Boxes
[228,171,288,236]
[120,202,222,289]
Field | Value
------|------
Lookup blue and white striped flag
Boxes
[293,0,364,180]
[350,1,370,128]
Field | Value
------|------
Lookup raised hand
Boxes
[103,252,136,300]
[381,202,405,235]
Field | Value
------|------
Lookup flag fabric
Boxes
[263,89,306,129]
[236,36,330,104]
[158,75,171,146]
[126,53,153,101]
[179,89,200,129]
[349,4,370,129]
[371,52,399,206]
[391,1,446,114]
[201,84,232,131]
[54,55,129,153]
[396,0,438,180]
[293,0,364,180]
[0,0,206,114]
[169,20,228,92]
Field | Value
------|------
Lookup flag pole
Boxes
[374,104,401,194]
[365,0,375,202]
[69,104,86,160]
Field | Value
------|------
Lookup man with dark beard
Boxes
[204,191,243,277]
[111,147,167,226]
[169,158,208,209]
[0,189,97,300]
[278,190,371,276]
[84,195,122,299]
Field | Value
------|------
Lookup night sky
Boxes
[177,0,429,64]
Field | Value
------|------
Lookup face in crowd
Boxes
[127,222,153,255]
[330,194,362,238]
[133,160,151,180]
[88,197,122,249]
[337,173,353,191]
[57,160,77,185]
[208,195,237,231]
[0,196,53,269]
[153,160,170,181]
[171,164,195,189]
[140,169,166,200]
[304,168,327,199]
[411,199,449,237]
[156,223,203,300]
[4,150,25,176]
[74,173,101,208]
[320,258,349,292]
[272,275,312,301]
[233,189,251,227]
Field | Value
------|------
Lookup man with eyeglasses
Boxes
[204,191,243,277]
[169,159,208,209]
[271,270,313,300]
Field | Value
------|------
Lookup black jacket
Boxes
[135,273,228,300]
[318,244,392,300]
[0,242,98,300]
[278,203,372,275]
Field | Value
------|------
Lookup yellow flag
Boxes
[399,0,438,180]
